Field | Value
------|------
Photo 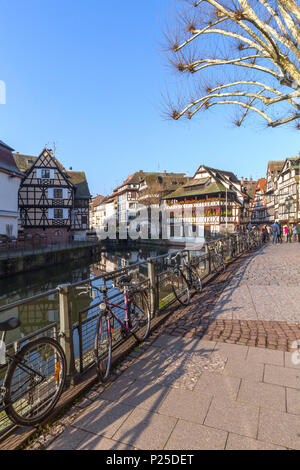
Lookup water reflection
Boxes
[0,246,172,342]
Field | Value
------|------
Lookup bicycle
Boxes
[208,242,226,273]
[93,274,151,382]
[0,318,66,427]
[167,252,202,307]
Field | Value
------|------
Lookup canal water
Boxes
[0,245,176,343]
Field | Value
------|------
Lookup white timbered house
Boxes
[250,179,268,225]
[162,165,251,241]
[14,148,91,242]
[0,140,24,237]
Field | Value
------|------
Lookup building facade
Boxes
[265,161,284,224]
[0,141,24,237]
[14,148,91,242]
[250,179,268,225]
[163,165,251,241]
[276,157,300,224]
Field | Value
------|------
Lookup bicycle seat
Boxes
[117,274,132,286]
[0,317,21,331]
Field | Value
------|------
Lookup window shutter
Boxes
[50,169,55,179]
[63,189,68,200]
[48,188,54,199]
[36,169,41,179]
[48,208,54,219]
[63,209,69,220]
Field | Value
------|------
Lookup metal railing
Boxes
[0,230,262,436]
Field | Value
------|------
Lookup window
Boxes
[82,215,88,225]
[54,189,63,199]
[41,169,50,179]
[54,209,63,219]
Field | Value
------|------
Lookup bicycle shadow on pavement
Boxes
[48,335,229,450]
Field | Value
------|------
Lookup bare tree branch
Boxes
[164,0,300,129]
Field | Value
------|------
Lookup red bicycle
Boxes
[93,274,151,382]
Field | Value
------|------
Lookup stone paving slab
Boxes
[164,420,228,450]
[246,347,284,366]
[157,388,212,424]
[225,433,287,450]
[264,364,300,389]
[204,397,260,439]
[258,408,300,449]
[237,380,286,411]
[194,372,241,401]
[112,408,177,450]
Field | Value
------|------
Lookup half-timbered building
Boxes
[250,179,268,225]
[68,171,91,240]
[264,161,284,223]
[162,165,251,241]
[14,148,91,242]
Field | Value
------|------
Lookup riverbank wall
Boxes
[0,243,103,279]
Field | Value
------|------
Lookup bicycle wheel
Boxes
[129,290,151,342]
[94,314,112,382]
[189,265,202,293]
[171,269,190,306]
[212,253,225,272]
[4,337,66,427]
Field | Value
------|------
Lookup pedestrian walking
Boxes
[296,223,300,243]
[262,226,268,243]
[271,222,278,244]
[284,225,289,242]
[276,221,282,243]
[292,224,297,242]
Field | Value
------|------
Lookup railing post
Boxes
[58,284,77,386]
[205,243,211,275]
[147,259,156,317]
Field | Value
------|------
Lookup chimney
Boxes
[241,177,244,185]
[164,170,167,175]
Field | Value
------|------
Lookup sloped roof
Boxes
[90,195,105,209]
[195,165,240,184]
[258,178,266,193]
[268,161,285,174]
[182,177,210,189]
[13,153,38,173]
[243,179,257,199]
[0,143,23,177]
[67,171,91,199]
[114,171,188,193]
[163,181,235,200]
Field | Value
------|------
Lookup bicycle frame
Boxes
[99,288,146,339]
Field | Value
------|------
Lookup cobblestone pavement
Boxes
[211,243,300,322]
[29,334,300,450]
[26,242,300,450]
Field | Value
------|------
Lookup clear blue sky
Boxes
[0,0,299,196]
